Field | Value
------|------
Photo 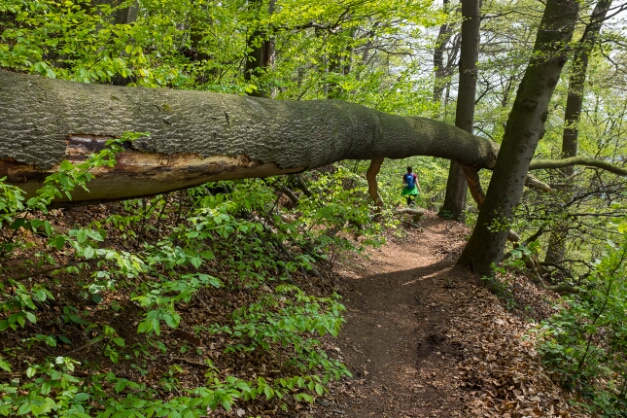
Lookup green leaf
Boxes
[163,313,179,329]
[17,402,31,415]
[75,229,89,244]
[25,312,37,324]
[114,381,127,393]
[315,383,324,395]
[74,393,90,402]
[82,246,95,259]
[40,382,51,395]
[87,229,105,242]
[9,219,28,230]
[33,289,48,302]
[0,357,11,373]
[263,385,274,400]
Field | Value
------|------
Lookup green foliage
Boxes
[0,132,390,416]
[210,284,350,381]
[0,0,442,108]
[536,219,627,416]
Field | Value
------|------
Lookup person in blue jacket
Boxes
[401,166,421,206]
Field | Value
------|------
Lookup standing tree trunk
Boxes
[244,0,276,98]
[439,0,481,222]
[457,0,580,275]
[433,0,453,103]
[112,0,138,25]
[544,0,613,265]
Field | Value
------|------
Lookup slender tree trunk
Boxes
[440,163,467,219]
[433,0,452,103]
[439,0,481,221]
[457,0,579,275]
[545,0,612,264]
[244,0,276,98]
[112,0,138,25]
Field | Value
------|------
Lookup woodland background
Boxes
[1,0,627,416]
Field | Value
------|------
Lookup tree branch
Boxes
[529,157,627,176]
[524,173,553,192]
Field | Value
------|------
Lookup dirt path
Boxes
[310,215,470,418]
[306,214,590,418]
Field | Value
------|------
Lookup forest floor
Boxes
[306,213,591,418]
[0,206,594,418]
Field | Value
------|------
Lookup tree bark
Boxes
[544,0,612,265]
[112,0,138,25]
[457,0,580,275]
[0,70,500,203]
[439,162,467,220]
[439,0,481,221]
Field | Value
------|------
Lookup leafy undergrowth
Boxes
[0,141,389,417]
[535,228,627,417]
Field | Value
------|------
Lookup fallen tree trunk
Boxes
[0,70,498,203]
[395,208,425,216]
[395,207,425,223]
[2,71,620,208]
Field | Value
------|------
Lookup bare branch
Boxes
[529,156,627,176]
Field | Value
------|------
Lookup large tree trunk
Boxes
[544,0,612,265]
[457,0,579,275]
[0,70,500,203]
[439,0,481,222]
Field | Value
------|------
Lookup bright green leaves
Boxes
[0,0,441,105]
[209,284,350,384]
[536,218,627,415]
[0,357,86,417]
[0,131,366,416]
[137,308,181,336]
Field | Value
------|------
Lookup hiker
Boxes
[402,166,421,206]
